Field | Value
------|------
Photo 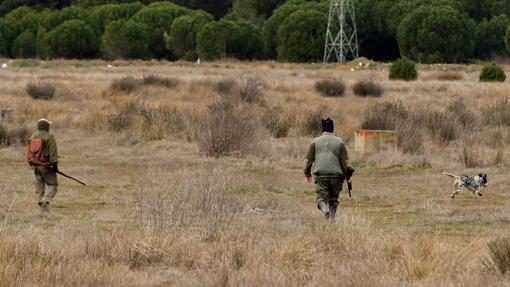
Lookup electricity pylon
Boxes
[323,0,359,63]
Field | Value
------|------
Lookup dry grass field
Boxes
[0,59,509,286]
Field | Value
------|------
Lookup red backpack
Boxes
[26,138,50,166]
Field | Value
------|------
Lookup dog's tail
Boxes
[443,172,459,178]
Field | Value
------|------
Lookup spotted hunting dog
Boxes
[443,172,488,201]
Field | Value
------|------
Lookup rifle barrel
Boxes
[57,171,86,186]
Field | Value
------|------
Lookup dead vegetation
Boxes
[0,61,510,286]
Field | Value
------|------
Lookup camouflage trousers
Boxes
[34,166,58,204]
[315,177,343,210]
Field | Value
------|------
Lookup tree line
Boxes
[1,0,510,63]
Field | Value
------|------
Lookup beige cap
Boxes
[37,118,52,124]
[37,118,52,130]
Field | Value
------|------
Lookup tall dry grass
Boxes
[0,61,509,286]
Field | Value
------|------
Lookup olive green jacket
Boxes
[30,130,58,163]
[304,132,349,178]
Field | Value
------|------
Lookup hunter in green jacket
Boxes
[304,118,352,220]
[30,118,59,212]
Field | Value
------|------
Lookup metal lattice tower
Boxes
[323,0,359,63]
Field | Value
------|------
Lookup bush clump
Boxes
[107,101,139,132]
[0,124,30,146]
[361,102,408,130]
[111,76,143,93]
[361,102,424,154]
[301,106,329,135]
[484,100,510,126]
[142,74,179,88]
[430,71,463,81]
[26,82,56,100]
[193,97,261,157]
[486,237,510,274]
[480,63,506,82]
[262,106,290,138]
[353,79,384,97]
[315,78,346,97]
[238,77,265,105]
[214,78,237,95]
[389,58,417,81]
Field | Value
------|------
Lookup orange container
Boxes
[355,130,397,157]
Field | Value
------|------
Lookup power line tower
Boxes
[323,0,359,63]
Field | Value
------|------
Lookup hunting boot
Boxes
[329,204,337,221]
[38,201,49,213]
[318,200,330,219]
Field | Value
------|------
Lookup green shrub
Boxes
[91,2,144,31]
[43,20,99,59]
[353,79,384,97]
[389,58,417,81]
[11,30,36,58]
[486,238,510,274]
[276,9,327,62]
[480,63,506,82]
[101,20,151,60]
[165,12,213,60]
[196,19,264,61]
[263,1,328,59]
[397,6,476,63]
[475,15,510,58]
[143,74,179,89]
[131,3,191,58]
[0,19,14,56]
[26,82,56,100]
[315,78,345,97]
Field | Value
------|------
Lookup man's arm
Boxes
[47,135,58,164]
[338,142,350,176]
[304,142,315,177]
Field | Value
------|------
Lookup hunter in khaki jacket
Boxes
[30,118,59,212]
[304,118,351,220]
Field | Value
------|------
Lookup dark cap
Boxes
[322,118,334,133]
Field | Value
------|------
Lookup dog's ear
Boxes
[479,174,483,178]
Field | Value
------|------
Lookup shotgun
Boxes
[345,166,355,198]
[57,171,86,186]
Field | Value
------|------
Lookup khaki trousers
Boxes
[34,166,58,203]
[315,177,343,209]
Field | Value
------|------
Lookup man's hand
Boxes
[52,162,58,173]
[305,176,312,183]
[347,178,352,184]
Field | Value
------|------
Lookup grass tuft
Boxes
[315,78,346,97]
[353,79,384,97]
[111,76,143,93]
[142,74,179,88]
[26,82,56,100]
[486,238,510,274]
